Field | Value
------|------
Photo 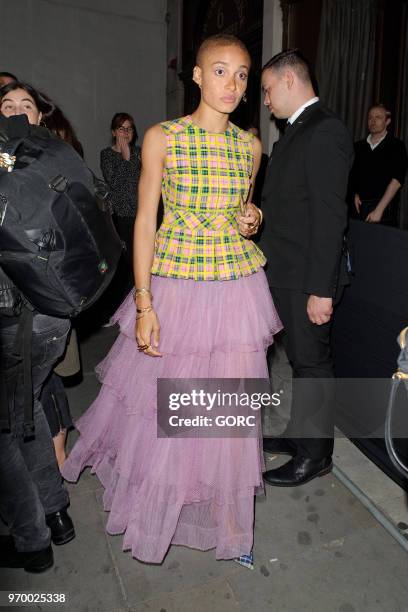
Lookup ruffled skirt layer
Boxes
[62,269,282,563]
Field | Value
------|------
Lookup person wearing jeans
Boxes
[0,311,75,573]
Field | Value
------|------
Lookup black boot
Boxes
[263,455,333,487]
[0,535,53,573]
[46,507,75,545]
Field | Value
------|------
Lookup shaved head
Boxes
[196,34,250,68]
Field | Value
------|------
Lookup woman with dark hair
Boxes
[0,72,18,88]
[0,80,54,122]
[0,81,75,572]
[43,105,84,158]
[100,112,141,291]
[0,81,75,470]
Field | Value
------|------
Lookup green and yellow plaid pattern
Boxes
[151,116,266,281]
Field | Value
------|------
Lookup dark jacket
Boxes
[260,102,353,297]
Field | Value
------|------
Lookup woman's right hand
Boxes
[135,309,162,357]
[117,133,131,161]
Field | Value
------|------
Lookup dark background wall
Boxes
[180,0,264,129]
[280,0,407,139]
[0,0,168,173]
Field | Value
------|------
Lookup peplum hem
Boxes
[151,225,267,282]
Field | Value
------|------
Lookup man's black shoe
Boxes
[46,508,75,546]
[0,536,53,573]
[263,455,333,487]
[263,437,295,456]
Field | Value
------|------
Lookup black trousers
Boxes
[40,372,73,438]
[113,214,134,271]
[0,314,70,551]
[112,214,135,303]
[271,287,337,460]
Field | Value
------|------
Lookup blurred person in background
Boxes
[350,104,408,226]
[44,104,84,157]
[41,102,84,467]
[100,112,141,299]
[0,71,17,88]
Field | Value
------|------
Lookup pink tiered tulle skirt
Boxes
[62,269,282,563]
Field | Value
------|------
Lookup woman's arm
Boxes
[133,124,166,357]
[238,136,263,237]
[249,136,263,201]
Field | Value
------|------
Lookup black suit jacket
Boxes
[260,102,353,297]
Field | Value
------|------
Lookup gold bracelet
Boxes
[133,288,153,306]
[134,287,152,297]
[136,306,153,313]
[257,207,263,225]
[136,306,153,320]
[136,306,153,321]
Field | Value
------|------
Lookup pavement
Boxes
[1,325,408,612]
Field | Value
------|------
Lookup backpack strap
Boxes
[16,306,35,439]
[9,305,35,439]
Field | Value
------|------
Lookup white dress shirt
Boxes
[288,97,320,125]
[367,132,387,151]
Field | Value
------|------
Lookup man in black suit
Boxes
[258,50,353,486]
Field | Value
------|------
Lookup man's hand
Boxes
[307,295,333,325]
[238,202,261,238]
[354,193,361,213]
[365,207,383,223]
[366,179,401,223]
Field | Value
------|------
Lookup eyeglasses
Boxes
[117,126,134,133]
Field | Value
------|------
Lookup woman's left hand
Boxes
[238,202,261,237]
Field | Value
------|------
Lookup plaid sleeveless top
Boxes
[151,115,266,281]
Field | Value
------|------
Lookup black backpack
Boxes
[0,115,122,317]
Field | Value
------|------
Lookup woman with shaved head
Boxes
[63,34,281,568]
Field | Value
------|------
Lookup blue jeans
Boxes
[0,313,70,552]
